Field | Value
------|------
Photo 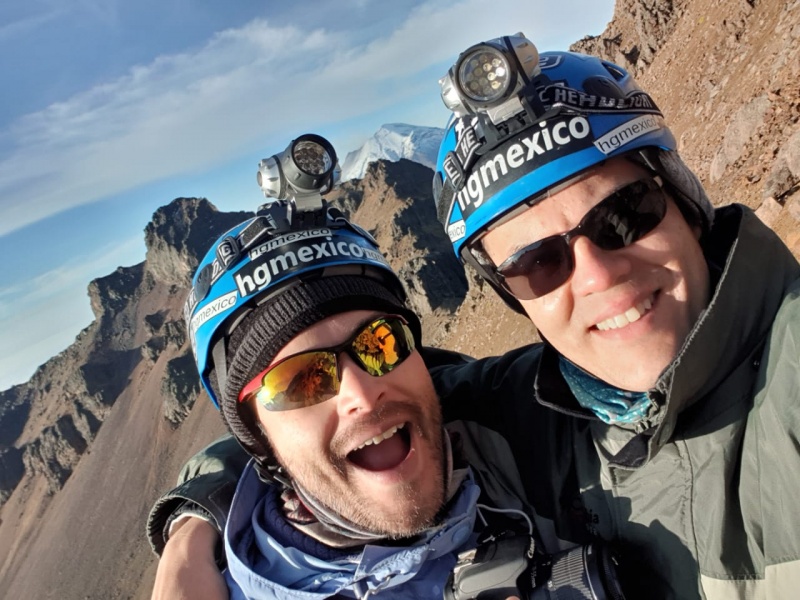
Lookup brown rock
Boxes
[755,197,783,228]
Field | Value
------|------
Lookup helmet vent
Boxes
[601,61,626,81]
[582,76,625,99]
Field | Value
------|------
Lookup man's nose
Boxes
[569,236,632,296]
[335,353,386,417]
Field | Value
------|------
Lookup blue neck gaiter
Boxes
[559,356,652,424]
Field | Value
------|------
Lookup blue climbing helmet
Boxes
[432,33,713,311]
[184,134,420,470]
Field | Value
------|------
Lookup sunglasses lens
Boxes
[352,318,414,376]
[583,181,666,250]
[499,239,573,299]
[249,352,339,411]
[238,315,415,411]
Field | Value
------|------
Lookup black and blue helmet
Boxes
[184,206,414,408]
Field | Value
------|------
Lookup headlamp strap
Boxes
[239,214,279,251]
[442,116,482,192]
[327,208,379,246]
[290,201,330,230]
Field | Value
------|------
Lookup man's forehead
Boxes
[272,309,382,362]
[541,157,646,209]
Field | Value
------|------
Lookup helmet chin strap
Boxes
[211,337,229,406]
[253,459,293,489]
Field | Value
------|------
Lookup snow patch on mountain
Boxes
[340,123,445,181]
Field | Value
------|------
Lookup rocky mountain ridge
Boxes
[0,161,482,600]
[0,0,797,598]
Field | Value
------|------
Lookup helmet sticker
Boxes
[446,115,594,221]
[447,219,466,242]
[233,234,388,297]
[539,54,563,70]
[249,228,332,261]
[189,291,238,341]
[593,115,665,155]
[216,236,241,270]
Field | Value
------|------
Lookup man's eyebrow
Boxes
[507,239,538,255]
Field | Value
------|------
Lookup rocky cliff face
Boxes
[330,159,469,316]
[573,0,800,253]
[0,199,250,503]
[572,0,687,73]
[0,1,798,598]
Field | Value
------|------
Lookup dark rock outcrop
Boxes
[144,198,251,288]
[0,387,31,447]
[23,414,88,492]
[0,447,24,504]
[0,198,255,508]
[161,352,201,426]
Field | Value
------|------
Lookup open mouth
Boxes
[347,423,411,472]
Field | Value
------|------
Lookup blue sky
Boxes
[0,0,614,391]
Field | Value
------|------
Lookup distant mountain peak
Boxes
[340,123,444,182]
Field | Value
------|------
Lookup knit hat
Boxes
[214,274,422,472]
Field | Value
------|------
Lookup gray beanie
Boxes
[214,274,421,473]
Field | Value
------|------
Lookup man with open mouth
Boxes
[149,134,538,600]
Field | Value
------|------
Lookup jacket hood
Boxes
[648,205,800,453]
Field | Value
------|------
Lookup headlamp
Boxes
[257,133,341,212]
[439,33,540,125]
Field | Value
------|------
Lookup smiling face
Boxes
[250,310,445,537]
[481,158,711,392]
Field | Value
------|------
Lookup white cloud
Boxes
[0,1,68,42]
[0,0,612,237]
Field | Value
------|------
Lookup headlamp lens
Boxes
[458,48,511,103]
[292,140,332,176]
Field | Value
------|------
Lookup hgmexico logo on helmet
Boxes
[186,210,395,409]
[235,228,387,297]
[444,114,595,221]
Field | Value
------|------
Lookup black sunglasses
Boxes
[238,315,415,411]
[491,176,667,299]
